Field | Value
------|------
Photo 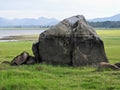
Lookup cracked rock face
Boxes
[32,15,108,66]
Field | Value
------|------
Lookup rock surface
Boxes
[11,51,36,65]
[98,62,120,70]
[32,15,108,66]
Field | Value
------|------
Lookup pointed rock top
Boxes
[40,15,98,38]
[65,15,86,25]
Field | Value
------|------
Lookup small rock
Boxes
[98,62,120,70]
[26,56,36,65]
[10,51,36,65]
[114,62,120,68]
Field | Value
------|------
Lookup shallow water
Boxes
[0,29,45,38]
[0,29,45,42]
[0,40,18,42]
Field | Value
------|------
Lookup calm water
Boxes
[0,29,45,42]
[0,29,45,38]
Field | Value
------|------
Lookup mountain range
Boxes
[88,14,120,22]
[0,13,120,26]
[0,17,59,27]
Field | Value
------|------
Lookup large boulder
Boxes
[32,15,108,66]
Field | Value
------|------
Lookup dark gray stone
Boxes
[32,15,108,66]
[114,62,120,68]
[32,42,41,63]
[26,56,36,65]
[98,62,120,70]
[11,51,36,65]
[11,51,29,65]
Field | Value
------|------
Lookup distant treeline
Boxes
[88,21,120,28]
[1,21,120,28]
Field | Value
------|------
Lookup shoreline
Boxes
[0,27,48,30]
[0,34,39,42]
[0,29,45,42]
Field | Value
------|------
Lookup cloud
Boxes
[0,0,120,19]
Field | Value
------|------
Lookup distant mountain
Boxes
[0,17,59,27]
[88,14,120,22]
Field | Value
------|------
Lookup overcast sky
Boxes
[0,0,120,20]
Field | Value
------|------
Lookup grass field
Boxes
[0,30,120,90]
[97,30,120,64]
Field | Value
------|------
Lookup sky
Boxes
[0,0,120,20]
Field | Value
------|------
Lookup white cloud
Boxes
[0,0,120,19]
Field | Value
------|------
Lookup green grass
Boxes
[0,41,33,62]
[97,30,120,64]
[0,30,120,90]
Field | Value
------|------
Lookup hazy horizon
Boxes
[0,0,120,20]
